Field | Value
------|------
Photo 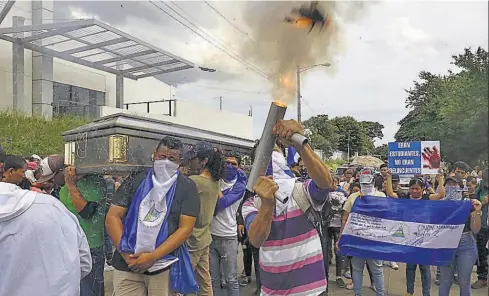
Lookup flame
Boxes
[273,100,287,107]
[295,17,313,28]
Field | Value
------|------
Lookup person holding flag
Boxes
[106,136,200,296]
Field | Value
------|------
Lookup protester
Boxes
[386,174,445,296]
[106,136,200,295]
[36,154,66,199]
[242,119,334,296]
[0,155,92,296]
[328,176,349,288]
[36,155,107,296]
[374,164,389,191]
[186,141,225,296]
[439,175,482,296]
[339,169,386,296]
[209,151,247,296]
[472,168,489,289]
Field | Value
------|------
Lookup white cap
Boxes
[31,154,42,161]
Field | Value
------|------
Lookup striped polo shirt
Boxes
[242,179,329,296]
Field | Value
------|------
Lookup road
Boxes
[104,249,487,295]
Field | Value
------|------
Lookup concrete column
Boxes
[12,16,25,111]
[31,0,54,118]
[115,62,124,109]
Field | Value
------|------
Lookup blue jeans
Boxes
[80,247,105,296]
[351,257,385,296]
[406,264,431,296]
[439,232,477,296]
[209,235,239,296]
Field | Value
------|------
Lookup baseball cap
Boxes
[31,154,42,161]
[36,155,65,183]
[359,169,374,184]
[184,141,214,162]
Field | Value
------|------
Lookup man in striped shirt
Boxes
[242,119,334,296]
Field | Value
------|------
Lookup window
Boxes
[53,82,105,118]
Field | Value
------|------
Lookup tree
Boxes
[372,144,388,161]
[395,47,488,166]
[302,115,340,157]
[361,121,384,140]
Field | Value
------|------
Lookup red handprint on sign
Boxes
[422,146,440,169]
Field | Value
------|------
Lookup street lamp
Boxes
[297,62,331,123]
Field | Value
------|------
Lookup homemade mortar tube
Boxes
[246,102,308,204]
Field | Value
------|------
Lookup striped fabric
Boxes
[242,182,327,296]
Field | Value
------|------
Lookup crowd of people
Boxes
[0,119,488,296]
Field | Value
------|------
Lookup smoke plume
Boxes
[239,1,368,104]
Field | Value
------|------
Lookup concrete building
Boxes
[0,0,253,140]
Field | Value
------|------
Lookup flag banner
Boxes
[287,146,299,167]
[339,196,472,266]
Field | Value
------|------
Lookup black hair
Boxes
[350,182,361,191]
[156,136,183,152]
[291,162,299,168]
[409,177,425,187]
[454,161,471,173]
[200,147,224,182]
[226,150,242,165]
[3,155,26,171]
[298,157,303,163]
[380,163,388,169]
[466,176,478,185]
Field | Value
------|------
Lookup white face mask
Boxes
[360,183,375,196]
[153,159,179,182]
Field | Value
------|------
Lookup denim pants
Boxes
[475,228,489,280]
[328,227,345,277]
[209,235,239,296]
[439,232,478,296]
[80,247,105,296]
[351,257,385,296]
[406,264,431,296]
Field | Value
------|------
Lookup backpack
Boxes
[255,182,333,233]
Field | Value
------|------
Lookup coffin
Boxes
[62,113,255,175]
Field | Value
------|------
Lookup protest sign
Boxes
[388,141,441,175]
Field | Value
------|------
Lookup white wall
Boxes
[100,100,253,140]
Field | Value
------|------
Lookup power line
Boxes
[164,1,268,79]
[203,1,256,44]
[148,0,270,81]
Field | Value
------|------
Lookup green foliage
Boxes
[324,158,346,171]
[303,114,384,157]
[372,144,388,161]
[303,114,340,157]
[395,47,488,166]
[0,111,89,157]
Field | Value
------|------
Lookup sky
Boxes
[52,0,488,146]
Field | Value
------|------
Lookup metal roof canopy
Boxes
[0,18,195,80]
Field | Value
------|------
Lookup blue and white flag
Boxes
[339,196,472,266]
[287,146,300,167]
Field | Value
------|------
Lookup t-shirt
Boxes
[241,179,330,296]
[59,175,107,249]
[110,169,200,272]
[329,188,348,228]
[188,175,220,251]
[400,193,430,200]
[343,190,386,213]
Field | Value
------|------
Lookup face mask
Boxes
[299,168,308,176]
[153,159,179,182]
[360,183,375,196]
[223,164,238,182]
[445,185,463,200]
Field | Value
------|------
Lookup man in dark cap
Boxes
[38,155,107,296]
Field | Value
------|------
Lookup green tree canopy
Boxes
[395,47,488,166]
[303,114,340,157]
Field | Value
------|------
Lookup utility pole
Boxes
[347,133,351,163]
[296,65,301,123]
[219,96,222,111]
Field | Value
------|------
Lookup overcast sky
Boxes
[54,0,488,145]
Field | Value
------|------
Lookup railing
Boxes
[124,99,176,116]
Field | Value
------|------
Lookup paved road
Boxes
[105,250,488,296]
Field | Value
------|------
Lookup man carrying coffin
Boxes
[106,136,201,296]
